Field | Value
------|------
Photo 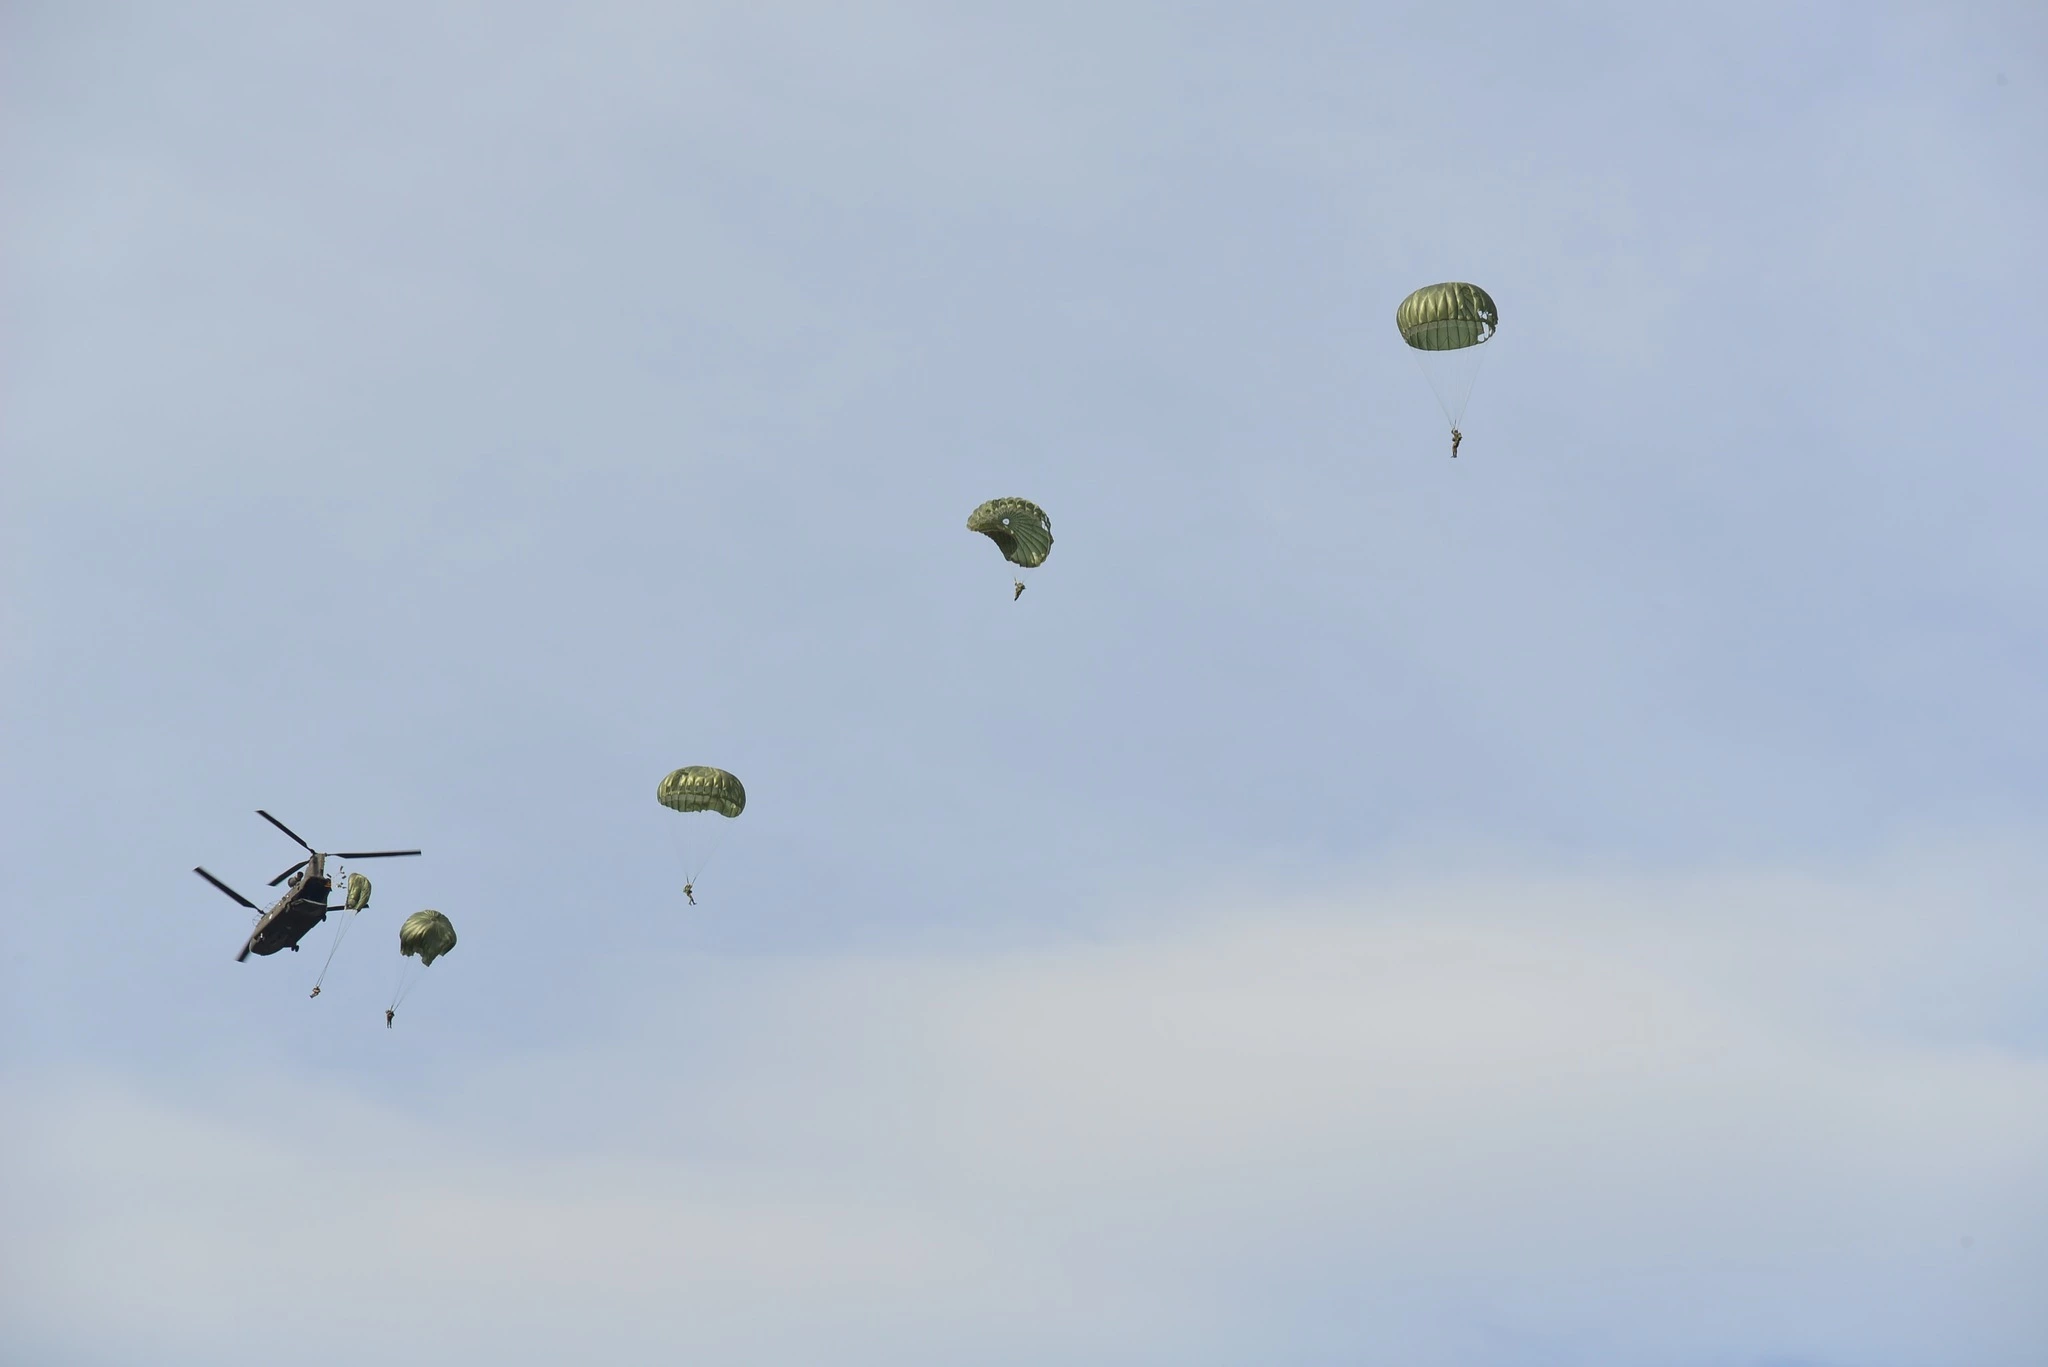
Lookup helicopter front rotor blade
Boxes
[193,867,260,910]
[235,935,255,962]
[331,850,421,860]
[268,858,312,887]
[256,810,315,853]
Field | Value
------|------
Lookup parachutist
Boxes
[386,1009,395,1028]
[684,882,696,906]
[309,986,320,998]
[1450,428,1462,458]
[1013,580,1026,600]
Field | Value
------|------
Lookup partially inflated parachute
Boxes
[399,910,457,966]
[967,497,1053,569]
[1396,281,1498,449]
[968,497,1052,599]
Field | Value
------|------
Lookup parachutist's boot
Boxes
[1013,580,1026,600]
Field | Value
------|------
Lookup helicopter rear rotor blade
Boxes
[268,858,312,887]
[235,935,255,962]
[194,867,260,910]
[256,810,315,852]
[331,850,421,860]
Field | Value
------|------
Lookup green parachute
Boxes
[967,497,1052,599]
[1396,281,1498,452]
[345,872,373,912]
[399,910,457,966]
[657,766,745,901]
[388,910,457,1026]
[657,766,747,818]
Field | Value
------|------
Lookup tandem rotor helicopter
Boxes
[193,810,419,962]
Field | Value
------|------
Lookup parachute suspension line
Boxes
[309,910,357,998]
[690,841,718,888]
[1408,349,1445,427]
[388,957,422,1020]
[690,821,717,884]
[1459,343,1489,428]
[1410,343,1490,432]
[388,946,426,1010]
[664,816,730,895]
[665,823,699,891]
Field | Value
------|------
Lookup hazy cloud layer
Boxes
[9,861,2047,1365]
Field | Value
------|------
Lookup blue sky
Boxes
[4,3,2046,1363]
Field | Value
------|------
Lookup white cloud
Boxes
[7,861,2046,1365]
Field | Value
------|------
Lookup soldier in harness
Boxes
[1451,428,1462,458]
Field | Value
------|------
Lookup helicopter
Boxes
[193,810,420,962]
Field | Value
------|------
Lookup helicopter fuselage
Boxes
[243,868,335,957]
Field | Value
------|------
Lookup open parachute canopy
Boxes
[344,872,372,912]
[657,766,746,819]
[1395,282,1498,351]
[399,910,457,967]
[967,497,1053,569]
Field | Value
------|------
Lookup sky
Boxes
[3,2,2046,1363]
